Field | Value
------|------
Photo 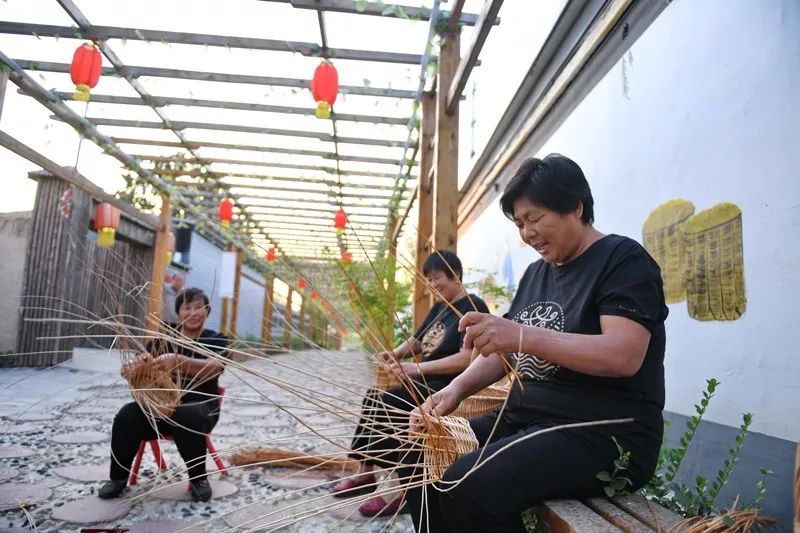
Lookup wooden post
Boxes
[261,273,274,345]
[386,214,398,347]
[414,91,437,330]
[229,247,242,339]
[0,66,9,122]
[298,295,306,344]
[282,287,293,348]
[432,27,460,254]
[146,195,171,332]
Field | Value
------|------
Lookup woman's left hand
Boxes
[459,312,524,356]
[386,359,420,381]
[155,353,181,371]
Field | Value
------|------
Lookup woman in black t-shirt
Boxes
[405,155,669,533]
[330,251,490,517]
[98,288,229,503]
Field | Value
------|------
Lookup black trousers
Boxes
[109,399,219,482]
[349,376,452,467]
[398,413,657,533]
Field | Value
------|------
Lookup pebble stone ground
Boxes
[0,348,415,532]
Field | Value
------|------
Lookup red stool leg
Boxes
[149,440,167,470]
[206,435,228,476]
[129,441,146,485]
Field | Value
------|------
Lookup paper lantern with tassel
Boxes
[94,202,121,248]
[342,251,352,264]
[266,247,276,263]
[298,278,307,290]
[311,290,318,300]
[70,42,102,102]
[310,60,338,119]
[334,208,347,235]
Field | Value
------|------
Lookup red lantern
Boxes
[266,247,276,263]
[342,251,352,264]
[311,290,318,300]
[298,278,307,290]
[166,231,175,264]
[310,60,338,119]
[94,202,121,248]
[334,208,347,235]
[70,42,102,102]
[218,198,233,227]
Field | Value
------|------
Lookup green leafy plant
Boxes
[596,437,633,498]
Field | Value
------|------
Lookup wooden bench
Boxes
[537,494,683,532]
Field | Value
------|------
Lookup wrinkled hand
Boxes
[372,350,395,365]
[155,353,181,371]
[409,385,463,433]
[121,352,150,379]
[386,359,420,382]
[459,312,523,356]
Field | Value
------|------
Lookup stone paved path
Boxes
[0,348,414,532]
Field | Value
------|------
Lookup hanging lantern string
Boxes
[72,100,90,170]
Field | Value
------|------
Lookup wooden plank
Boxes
[413,91,436,330]
[269,0,490,26]
[446,0,504,115]
[432,28,460,254]
[283,287,293,347]
[583,498,651,532]
[538,500,619,533]
[0,66,8,122]
[230,248,242,339]
[140,154,411,178]
[298,295,306,339]
[52,115,408,149]
[145,195,171,332]
[612,494,683,532]
[50,92,408,126]
[444,0,467,34]
[111,137,411,166]
[190,182,401,202]
[15,59,416,99]
[261,273,275,344]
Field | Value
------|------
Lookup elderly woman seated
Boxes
[98,288,229,502]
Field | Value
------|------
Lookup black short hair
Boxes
[499,154,594,224]
[175,287,210,315]
[422,250,463,281]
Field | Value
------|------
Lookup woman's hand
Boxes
[459,312,524,356]
[155,353,181,371]
[386,360,420,382]
[409,384,464,433]
[372,350,395,365]
[121,352,150,379]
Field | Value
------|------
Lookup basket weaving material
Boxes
[423,416,479,481]
[375,365,401,391]
[451,383,510,418]
[124,357,180,420]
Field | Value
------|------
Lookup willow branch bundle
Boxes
[122,356,180,420]
[228,447,360,472]
[422,416,479,482]
[673,507,776,532]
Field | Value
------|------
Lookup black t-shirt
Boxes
[413,293,490,366]
[147,326,229,405]
[504,235,668,442]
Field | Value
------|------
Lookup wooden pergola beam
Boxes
[248,212,387,226]
[256,219,385,234]
[282,287,293,347]
[51,92,408,126]
[13,59,417,99]
[112,137,414,167]
[264,0,496,26]
[0,22,427,65]
[188,181,403,202]
[137,154,415,179]
[51,115,409,149]
[446,0,504,115]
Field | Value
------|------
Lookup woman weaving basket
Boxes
[401,154,669,532]
[98,288,229,502]
[329,251,489,517]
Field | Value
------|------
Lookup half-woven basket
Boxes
[124,357,180,420]
[423,416,479,481]
[451,383,510,419]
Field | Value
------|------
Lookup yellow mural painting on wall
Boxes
[684,202,746,321]
[642,199,696,303]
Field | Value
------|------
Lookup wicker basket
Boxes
[422,416,479,481]
[124,357,180,420]
[451,383,510,419]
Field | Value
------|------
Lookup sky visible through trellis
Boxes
[0,0,564,264]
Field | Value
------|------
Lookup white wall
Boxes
[0,212,31,352]
[459,0,800,441]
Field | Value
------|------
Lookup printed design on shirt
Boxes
[421,321,447,356]
[511,301,565,380]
